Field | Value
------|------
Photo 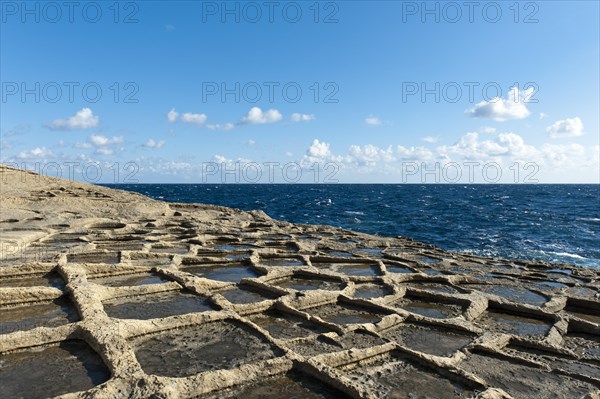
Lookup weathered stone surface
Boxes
[1,165,599,399]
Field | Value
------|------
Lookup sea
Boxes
[103,184,600,269]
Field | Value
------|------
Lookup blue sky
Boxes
[1,1,599,183]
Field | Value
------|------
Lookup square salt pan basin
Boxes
[90,272,171,287]
[343,352,478,399]
[211,371,347,399]
[0,270,65,289]
[182,263,260,283]
[477,310,553,337]
[250,309,330,339]
[353,284,393,299]
[149,245,189,254]
[381,323,475,357]
[461,353,596,398]
[468,284,548,306]
[1,297,79,334]
[220,285,281,304]
[323,263,381,277]
[259,257,306,267]
[103,290,214,320]
[0,340,110,399]
[392,297,464,319]
[310,302,388,326]
[132,320,282,377]
[67,251,120,264]
[275,275,345,292]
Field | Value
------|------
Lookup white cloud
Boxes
[307,139,332,158]
[539,143,587,166]
[300,139,345,167]
[546,117,584,138]
[89,135,123,146]
[96,147,114,155]
[481,127,496,134]
[17,147,54,159]
[291,113,315,122]
[143,139,166,149]
[167,108,179,123]
[167,108,233,130]
[241,107,282,124]
[423,136,438,143]
[295,129,598,182]
[245,140,256,146]
[47,108,99,130]
[395,145,435,161]
[181,112,208,125]
[465,87,532,121]
[75,135,124,155]
[206,122,235,131]
[539,112,549,119]
[285,151,294,157]
[348,144,396,165]
[365,115,382,125]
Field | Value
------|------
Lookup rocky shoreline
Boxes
[1,165,599,399]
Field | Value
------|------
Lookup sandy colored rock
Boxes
[1,164,599,399]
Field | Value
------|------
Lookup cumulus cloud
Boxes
[365,115,382,125]
[47,108,99,130]
[75,135,124,155]
[181,112,208,125]
[300,139,345,167]
[297,130,598,182]
[546,117,584,138]
[166,108,233,130]
[437,132,539,162]
[241,107,282,124]
[539,112,549,120]
[395,145,435,162]
[465,87,532,121]
[89,135,123,146]
[423,136,438,143]
[206,122,235,131]
[96,147,114,155]
[307,139,332,158]
[291,113,315,122]
[167,108,179,123]
[143,139,166,149]
[481,127,496,134]
[17,147,54,159]
[348,144,396,165]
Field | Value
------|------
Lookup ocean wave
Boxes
[344,211,365,215]
[578,217,600,222]
[548,252,586,260]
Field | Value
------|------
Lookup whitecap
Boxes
[344,211,365,215]
[578,217,600,222]
[549,252,586,260]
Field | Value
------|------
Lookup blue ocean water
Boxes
[104,184,600,269]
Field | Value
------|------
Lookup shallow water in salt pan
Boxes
[0,340,110,399]
[104,290,213,320]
